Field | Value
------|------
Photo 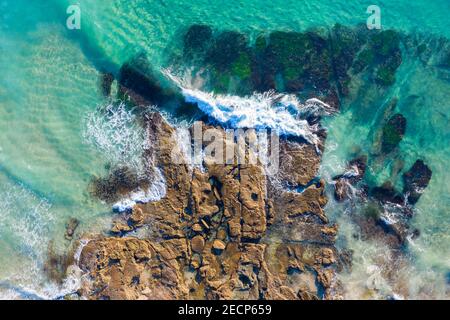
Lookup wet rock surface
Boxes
[78,113,342,300]
[333,155,367,202]
[402,160,432,205]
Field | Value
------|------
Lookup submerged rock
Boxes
[381,113,407,153]
[206,31,249,72]
[353,29,403,86]
[44,241,74,285]
[329,24,365,95]
[183,24,213,61]
[371,30,403,86]
[175,24,403,114]
[118,53,185,108]
[370,181,404,205]
[402,160,432,204]
[65,218,80,240]
[100,72,114,97]
[90,166,146,203]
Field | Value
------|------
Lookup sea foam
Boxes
[112,167,167,212]
[162,69,335,145]
[83,102,150,175]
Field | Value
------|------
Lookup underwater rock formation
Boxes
[175,24,403,114]
[334,155,432,248]
[381,114,407,154]
[90,166,148,203]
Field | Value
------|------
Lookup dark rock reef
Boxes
[381,114,407,154]
[175,24,403,112]
[403,160,432,205]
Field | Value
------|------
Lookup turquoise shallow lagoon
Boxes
[0,0,449,299]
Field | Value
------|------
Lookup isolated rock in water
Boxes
[65,218,80,240]
[100,72,114,97]
[403,160,432,204]
[381,114,407,153]
[78,112,342,300]
[333,155,367,202]
[334,178,351,202]
[348,156,367,182]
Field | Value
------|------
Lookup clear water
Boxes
[0,0,449,299]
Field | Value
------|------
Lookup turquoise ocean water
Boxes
[0,0,449,299]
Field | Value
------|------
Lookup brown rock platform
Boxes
[77,112,342,300]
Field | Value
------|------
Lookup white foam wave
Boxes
[112,167,167,212]
[0,182,83,300]
[0,183,54,298]
[83,102,150,175]
[162,69,335,145]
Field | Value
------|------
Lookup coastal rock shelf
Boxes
[77,112,341,300]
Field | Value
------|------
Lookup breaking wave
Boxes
[163,69,335,145]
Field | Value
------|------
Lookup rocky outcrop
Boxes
[333,155,367,202]
[79,237,190,300]
[279,141,321,187]
[331,154,432,256]
[78,112,341,300]
[402,160,432,205]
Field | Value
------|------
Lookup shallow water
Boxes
[0,0,449,298]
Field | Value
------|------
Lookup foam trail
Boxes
[162,69,335,145]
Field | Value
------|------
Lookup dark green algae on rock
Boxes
[174,24,405,110]
[381,113,407,154]
[105,23,406,121]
